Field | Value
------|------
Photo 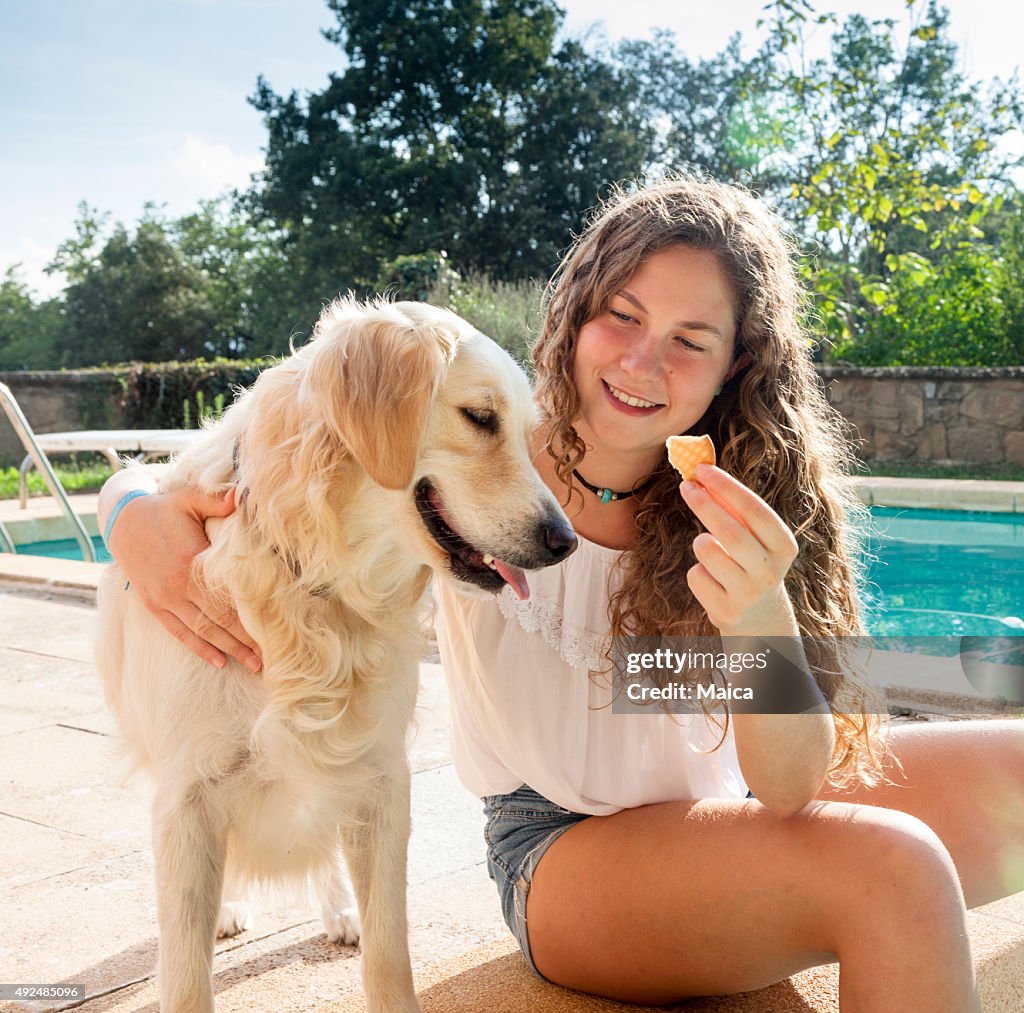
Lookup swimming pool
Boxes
[11,507,1024,638]
[16,534,112,564]
[861,507,1024,637]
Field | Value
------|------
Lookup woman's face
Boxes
[571,244,742,469]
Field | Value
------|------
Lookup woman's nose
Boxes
[620,331,660,375]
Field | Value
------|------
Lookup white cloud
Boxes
[0,137,267,302]
[0,238,65,300]
[171,134,264,192]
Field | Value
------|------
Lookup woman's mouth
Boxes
[602,380,664,416]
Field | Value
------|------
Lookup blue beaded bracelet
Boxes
[103,488,150,551]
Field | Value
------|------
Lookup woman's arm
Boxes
[680,464,835,816]
[98,468,262,672]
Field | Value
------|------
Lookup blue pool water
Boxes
[12,508,1024,638]
[860,507,1024,637]
[16,534,112,564]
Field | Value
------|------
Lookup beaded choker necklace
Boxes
[572,468,656,504]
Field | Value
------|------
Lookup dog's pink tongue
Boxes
[494,558,530,600]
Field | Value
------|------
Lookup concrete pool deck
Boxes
[2,482,1024,1011]
[853,475,1024,512]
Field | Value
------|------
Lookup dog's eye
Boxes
[460,407,498,434]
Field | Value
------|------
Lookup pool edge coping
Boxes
[0,560,100,601]
[852,476,1024,512]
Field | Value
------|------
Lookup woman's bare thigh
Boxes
[817,718,1024,906]
[525,794,973,1007]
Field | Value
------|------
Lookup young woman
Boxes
[101,177,1023,1011]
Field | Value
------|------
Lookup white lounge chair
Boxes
[17,429,201,507]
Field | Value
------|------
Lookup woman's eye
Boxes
[610,309,634,323]
[676,337,705,352]
[460,407,498,433]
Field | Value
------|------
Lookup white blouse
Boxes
[433,533,749,815]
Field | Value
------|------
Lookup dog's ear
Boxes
[303,303,457,490]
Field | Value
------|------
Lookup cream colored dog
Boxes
[95,299,577,1013]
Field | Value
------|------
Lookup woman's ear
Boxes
[724,350,753,383]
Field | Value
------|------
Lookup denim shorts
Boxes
[481,783,757,975]
[481,784,591,976]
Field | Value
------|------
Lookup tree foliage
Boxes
[59,213,217,366]
[169,197,296,357]
[1,201,297,368]
[1,0,1022,369]
[0,266,63,370]
[763,0,1023,362]
[615,32,791,190]
[248,0,652,307]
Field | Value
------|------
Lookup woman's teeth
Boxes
[607,383,658,409]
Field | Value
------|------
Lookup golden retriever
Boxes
[94,298,577,1013]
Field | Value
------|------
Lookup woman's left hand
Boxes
[679,463,799,637]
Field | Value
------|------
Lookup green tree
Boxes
[762,0,1022,361]
[0,266,63,370]
[994,191,1024,350]
[247,0,653,307]
[171,197,298,357]
[58,213,217,366]
[47,202,111,285]
[616,32,792,190]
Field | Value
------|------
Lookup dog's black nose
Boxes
[540,519,578,563]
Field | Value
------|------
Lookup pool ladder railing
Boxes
[0,382,97,562]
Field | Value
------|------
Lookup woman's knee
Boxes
[850,805,958,881]
[814,804,967,942]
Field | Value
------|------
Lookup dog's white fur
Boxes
[95,299,574,1013]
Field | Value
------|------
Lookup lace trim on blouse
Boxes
[497,586,611,672]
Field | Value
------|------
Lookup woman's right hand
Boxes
[102,476,262,672]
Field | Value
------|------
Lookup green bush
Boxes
[375,252,461,303]
[117,358,277,429]
[828,243,1023,366]
[0,460,114,500]
[431,273,543,367]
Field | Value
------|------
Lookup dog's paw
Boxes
[365,990,422,1013]
[216,900,253,938]
[322,905,361,946]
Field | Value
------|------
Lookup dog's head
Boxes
[302,298,576,598]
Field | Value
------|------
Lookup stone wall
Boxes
[0,371,124,467]
[2,366,1024,470]
[821,366,1024,466]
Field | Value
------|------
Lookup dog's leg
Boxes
[216,898,252,939]
[152,784,227,1013]
[317,847,361,945]
[341,765,421,1013]
[216,843,253,938]
[217,864,253,939]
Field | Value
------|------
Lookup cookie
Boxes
[665,434,716,481]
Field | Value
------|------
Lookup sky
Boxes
[2,0,1021,299]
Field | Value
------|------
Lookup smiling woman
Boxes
[570,244,744,489]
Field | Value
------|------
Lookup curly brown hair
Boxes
[532,173,887,786]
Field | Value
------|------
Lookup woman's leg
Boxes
[526,795,978,1010]
[817,718,1024,907]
